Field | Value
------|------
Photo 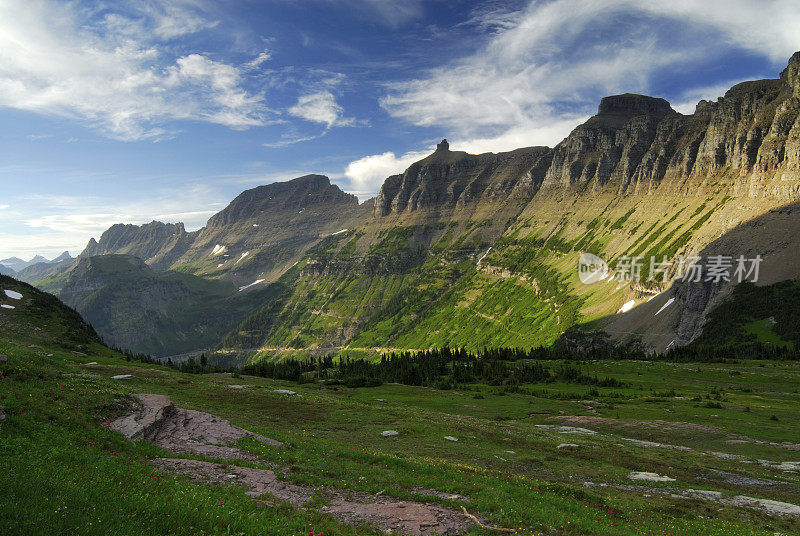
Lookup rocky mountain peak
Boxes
[207,174,358,228]
[780,51,800,93]
[436,139,450,152]
[597,93,675,117]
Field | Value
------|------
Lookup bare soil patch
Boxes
[113,394,479,535]
[155,458,476,535]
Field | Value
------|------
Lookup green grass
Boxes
[3,338,798,535]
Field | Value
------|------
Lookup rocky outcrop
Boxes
[109,393,282,459]
[374,144,552,216]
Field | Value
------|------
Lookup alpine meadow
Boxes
[2,2,800,535]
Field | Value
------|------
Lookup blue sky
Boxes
[0,0,798,260]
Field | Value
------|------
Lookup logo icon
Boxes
[578,252,609,285]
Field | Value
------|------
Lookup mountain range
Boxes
[14,51,800,362]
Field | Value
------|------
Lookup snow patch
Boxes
[617,300,636,314]
[330,229,348,236]
[476,247,492,265]
[217,263,224,268]
[655,298,675,316]
[234,251,250,265]
[210,244,227,257]
[4,290,22,300]
[238,279,265,292]
[252,224,259,227]
[1,304,15,309]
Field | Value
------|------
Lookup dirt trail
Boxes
[112,394,478,536]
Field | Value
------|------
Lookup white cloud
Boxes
[289,91,354,129]
[0,0,269,140]
[0,205,9,210]
[344,149,431,198]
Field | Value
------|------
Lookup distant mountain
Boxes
[0,264,15,276]
[57,254,281,357]
[81,221,193,270]
[0,256,27,272]
[0,252,73,273]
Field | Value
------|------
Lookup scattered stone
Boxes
[620,437,692,451]
[628,471,676,482]
[0,354,7,363]
[227,384,248,389]
[272,389,297,396]
[112,374,135,380]
[381,430,399,437]
[504,450,516,454]
[557,443,581,449]
[85,362,98,366]
[444,436,458,442]
[412,487,470,502]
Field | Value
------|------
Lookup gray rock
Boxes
[444,436,459,442]
[381,430,399,437]
[112,374,135,380]
[271,389,297,396]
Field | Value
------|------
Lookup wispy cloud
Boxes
[380,0,800,154]
[245,50,272,70]
[0,0,271,141]
[323,0,425,28]
[0,184,227,258]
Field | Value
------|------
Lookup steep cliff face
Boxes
[374,145,552,217]
[543,94,677,189]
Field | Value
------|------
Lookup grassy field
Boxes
[2,327,799,535]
